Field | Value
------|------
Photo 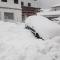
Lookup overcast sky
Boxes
[39,0,60,9]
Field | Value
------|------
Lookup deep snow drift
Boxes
[0,15,60,60]
[25,15,60,40]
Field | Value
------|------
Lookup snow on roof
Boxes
[53,17,60,21]
[37,11,60,16]
[40,9,50,12]
[52,4,60,7]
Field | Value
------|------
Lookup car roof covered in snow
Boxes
[25,15,60,40]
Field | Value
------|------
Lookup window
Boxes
[4,12,14,20]
[14,0,18,4]
[1,0,7,2]
[34,0,37,1]
[21,2,24,6]
[28,3,31,7]
[0,12,1,20]
[22,15,25,22]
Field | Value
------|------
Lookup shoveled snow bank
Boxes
[0,21,44,60]
[0,21,60,60]
[25,15,60,40]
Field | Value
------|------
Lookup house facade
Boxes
[0,0,40,23]
[39,4,60,20]
[21,0,40,22]
[0,0,22,23]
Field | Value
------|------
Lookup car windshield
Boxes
[25,25,44,40]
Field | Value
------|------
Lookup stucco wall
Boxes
[0,8,22,23]
[21,0,40,8]
[0,0,21,9]
[0,0,22,23]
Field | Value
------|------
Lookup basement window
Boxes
[14,0,18,4]
[4,12,14,20]
[1,0,7,2]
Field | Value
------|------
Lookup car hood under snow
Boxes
[25,15,60,40]
[0,15,60,60]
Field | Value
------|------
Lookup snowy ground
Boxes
[0,15,60,60]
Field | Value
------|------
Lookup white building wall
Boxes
[21,0,40,8]
[0,8,22,22]
[0,0,22,23]
[0,0,21,9]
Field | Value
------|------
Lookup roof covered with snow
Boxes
[52,4,60,7]
[37,11,60,16]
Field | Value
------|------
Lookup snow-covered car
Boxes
[25,15,60,40]
[51,17,60,24]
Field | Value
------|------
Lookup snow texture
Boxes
[25,15,60,40]
[37,11,60,16]
[0,15,60,60]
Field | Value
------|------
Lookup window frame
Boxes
[28,3,31,7]
[1,0,7,2]
[14,0,18,4]
[4,12,14,20]
[21,1,24,6]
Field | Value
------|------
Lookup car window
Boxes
[25,25,44,40]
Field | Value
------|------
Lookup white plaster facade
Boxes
[0,0,40,23]
[21,0,40,8]
[0,0,22,23]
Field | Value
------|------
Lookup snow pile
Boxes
[25,15,60,40]
[44,36,60,60]
[0,21,60,60]
[0,21,45,60]
[51,17,60,24]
